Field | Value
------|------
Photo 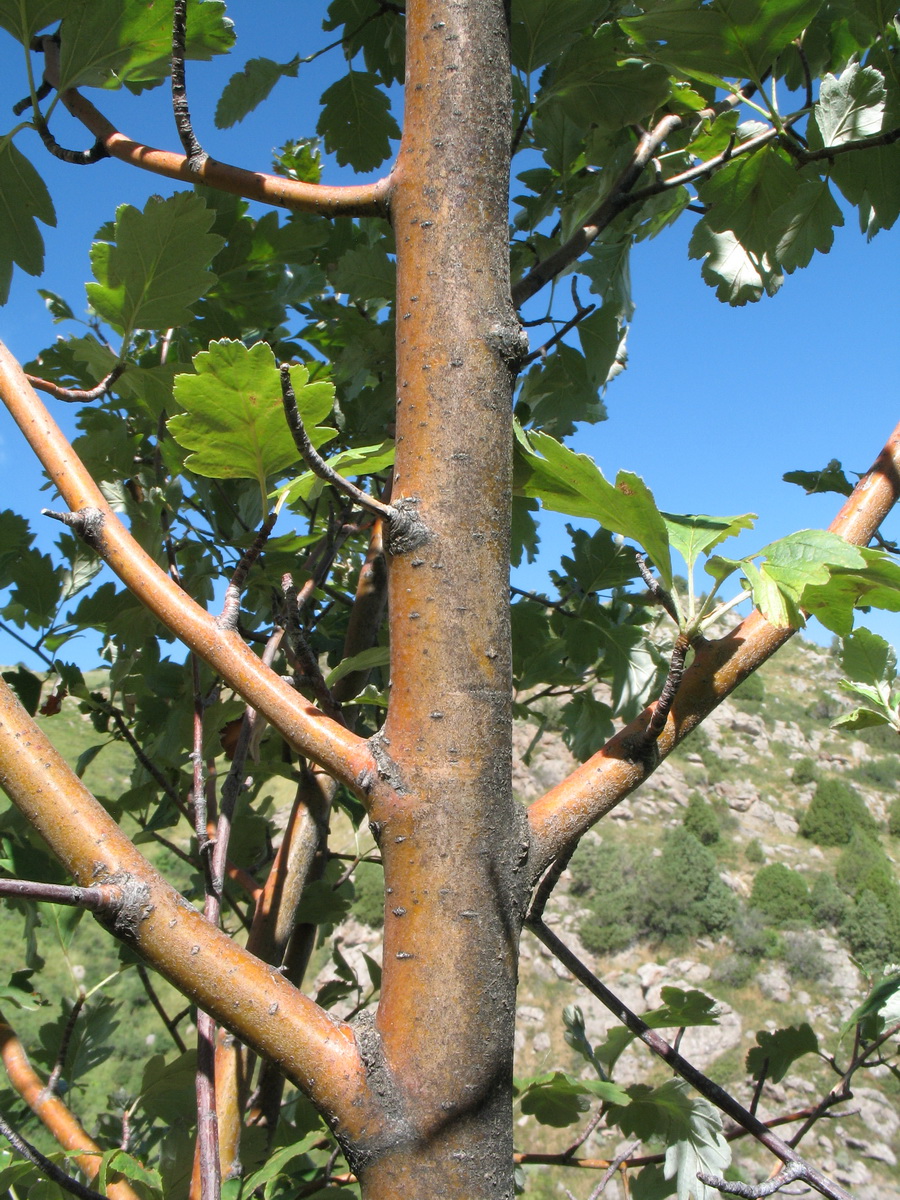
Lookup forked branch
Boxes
[0,342,378,802]
[526,419,900,875]
[39,39,390,219]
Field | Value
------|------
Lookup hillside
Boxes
[1,638,899,1199]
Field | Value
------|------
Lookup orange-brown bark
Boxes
[526,420,900,873]
[0,343,378,800]
[0,1007,141,1200]
[0,677,388,1147]
[355,1,529,1195]
[41,48,389,219]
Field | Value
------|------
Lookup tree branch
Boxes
[0,343,379,805]
[0,675,388,1146]
[525,920,852,1200]
[40,48,390,219]
[526,418,900,874]
[0,1007,142,1200]
[25,364,125,403]
[171,0,207,172]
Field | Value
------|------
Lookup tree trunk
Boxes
[354,2,529,1195]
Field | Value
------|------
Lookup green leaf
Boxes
[58,0,235,91]
[240,1134,322,1199]
[810,62,885,149]
[621,0,823,84]
[0,140,56,305]
[325,646,390,687]
[699,147,800,259]
[331,244,395,303]
[169,341,334,487]
[97,1149,162,1198]
[558,691,615,760]
[544,32,672,129]
[609,1080,730,1200]
[831,704,895,731]
[688,221,783,306]
[841,971,900,1038]
[137,1051,197,1122]
[792,544,900,636]
[215,56,300,128]
[783,459,853,496]
[772,178,844,272]
[842,626,896,686]
[518,1071,626,1126]
[509,0,598,73]
[317,70,400,172]
[514,425,673,590]
[274,440,394,507]
[582,237,635,321]
[662,512,756,571]
[643,988,721,1030]
[0,0,63,43]
[745,1023,818,1083]
[75,743,107,779]
[86,193,223,334]
[3,550,61,630]
[742,530,866,628]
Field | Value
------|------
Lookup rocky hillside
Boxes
[334,635,900,1199]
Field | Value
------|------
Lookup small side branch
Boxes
[635,551,679,622]
[218,512,278,632]
[525,919,853,1200]
[642,632,690,746]
[45,993,85,1097]
[0,878,122,914]
[171,0,207,171]
[0,1110,107,1200]
[280,366,395,524]
[39,51,390,218]
[697,1162,805,1197]
[26,365,125,403]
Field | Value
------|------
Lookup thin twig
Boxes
[643,632,690,745]
[45,994,85,1097]
[520,303,597,368]
[588,1140,642,1200]
[635,551,679,622]
[136,964,188,1054]
[25,365,125,403]
[281,577,344,723]
[280,365,396,524]
[0,879,122,914]
[697,1161,806,1197]
[171,0,206,170]
[218,512,279,631]
[0,1110,107,1200]
[524,918,853,1200]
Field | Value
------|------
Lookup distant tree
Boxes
[750,863,812,926]
[799,777,878,846]
[683,792,720,845]
[843,890,896,973]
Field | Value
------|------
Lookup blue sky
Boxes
[0,0,898,671]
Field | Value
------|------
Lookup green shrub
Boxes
[745,839,765,865]
[783,932,829,981]
[809,872,850,927]
[791,757,819,787]
[750,863,812,926]
[731,910,783,959]
[852,757,900,789]
[647,829,737,941]
[836,829,891,896]
[683,792,720,845]
[842,890,896,972]
[573,829,737,953]
[352,860,385,929]
[571,840,645,956]
[713,955,755,988]
[799,777,878,846]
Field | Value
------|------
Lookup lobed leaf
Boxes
[745,1023,818,1083]
[0,141,56,306]
[514,425,673,590]
[215,55,300,128]
[663,512,756,571]
[86,193,223,335]
[317,70,400,172]
[169,341,334,487]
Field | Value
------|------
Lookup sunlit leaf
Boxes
[745,1023,818,1083]
[317,70,400,171]
[215,55,300,127]
[0,141,56,305]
